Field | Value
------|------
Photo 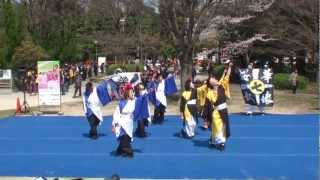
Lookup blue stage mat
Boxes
[0,114,318,180]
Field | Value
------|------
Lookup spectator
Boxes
[88,65,93,78]
[60,70,65,96]
[70,66,75,84]
[192,64,196,82]
[94,61,98,76]
[61,70,69,93]
[100,62,105,74]
[81,65,87,80]
[290,69,298,94]
[30,70,37,95]
[73,72,82,98]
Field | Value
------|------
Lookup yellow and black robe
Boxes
[196,83,211,129]
[180,89,197,137]
[201,73,231,144]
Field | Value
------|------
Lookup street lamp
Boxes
[120,18,126,33]
[119,18,126,63]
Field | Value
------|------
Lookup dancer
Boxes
[197,79,210,130]
[134,83,152,138]
[148,72,177,124]
[112,83,150,157]
[83,81,112,139]
[179,79,197,138]
[205,62,232,150]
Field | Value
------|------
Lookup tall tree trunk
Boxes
[179,48,193,91]
[245,52,250,66]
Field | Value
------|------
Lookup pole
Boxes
[95,45,98,61]
[139,23,142,63]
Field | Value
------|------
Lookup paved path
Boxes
[0,84,85,111]
[0,76,318,115]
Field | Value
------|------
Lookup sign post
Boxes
[0,69,12,88]
[37,61,61,113]
[98,57,106,73]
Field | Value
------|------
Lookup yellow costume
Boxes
[197,72,231,147]
[209,73,230,144]
[180,90,197,137]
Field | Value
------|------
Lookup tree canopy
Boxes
[0,0,318,81]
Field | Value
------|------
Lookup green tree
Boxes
[12,36,49,67]
[85,0,161,61]
[22,0,84,62]
[0,0,25,68]
[160,41,176,59]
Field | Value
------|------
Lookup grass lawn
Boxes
[0,109,15,119]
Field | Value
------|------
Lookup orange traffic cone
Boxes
[16,97,21,114]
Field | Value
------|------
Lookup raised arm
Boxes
[220,63,233,83]
[219,63,233,99]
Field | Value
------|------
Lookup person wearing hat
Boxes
[112,83,151,157]
[83,80,112,139]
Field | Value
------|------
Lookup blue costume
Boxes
[112,89,150,157]
[83,81,111,139]
[148,74,177,124]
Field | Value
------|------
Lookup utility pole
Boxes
[139,22,142,63]
[120,18,126,64]
[94,40,98,62]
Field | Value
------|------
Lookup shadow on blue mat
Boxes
[82,133,107,138]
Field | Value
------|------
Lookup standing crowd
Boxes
[22,61,106,98]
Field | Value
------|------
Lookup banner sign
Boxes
[37,61,61,106]
[98,57,106,73]
[239,68,274,106]
[0,69,12,80]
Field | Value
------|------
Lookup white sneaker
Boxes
[246,111,253,115]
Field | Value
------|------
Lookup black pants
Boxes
[87,114,100,139]
[292,85,297,94]
[135,119,148,137]
[117,134,133,157]
[60,84,65,95]
[153,104,166,124]
[74,86,82,97]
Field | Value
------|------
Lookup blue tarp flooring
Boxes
[0,114,318,180]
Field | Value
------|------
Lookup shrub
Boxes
[273,73,308,90]
[125,64,144,72]
[106,64,121,75]
[273,73,291,89]
[106,64,144,75]
[297,75,308,90]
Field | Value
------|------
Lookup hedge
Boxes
[273,73,308,90]
[106,64,144,75]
